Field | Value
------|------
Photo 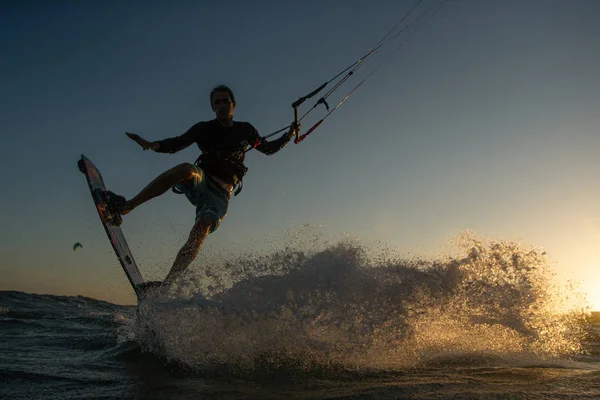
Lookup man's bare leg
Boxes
[122,163,202,214]
[162,216,213,287]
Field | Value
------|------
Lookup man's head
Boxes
[210,85,236,123]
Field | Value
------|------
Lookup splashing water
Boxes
[127,229,589,373]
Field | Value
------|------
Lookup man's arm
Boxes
[126,123,203,154]
[154,123,203,154]
[254,122,300,155]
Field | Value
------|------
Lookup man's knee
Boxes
[188,217,212,244]
[172,163,201,181]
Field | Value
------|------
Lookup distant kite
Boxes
[73,242,83,251]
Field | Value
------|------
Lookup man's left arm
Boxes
[254,122,300,155]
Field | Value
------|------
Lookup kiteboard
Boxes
[78,154,145,300]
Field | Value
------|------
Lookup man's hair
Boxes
[210,85,236,106]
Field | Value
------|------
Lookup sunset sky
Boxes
[1,0,599,307]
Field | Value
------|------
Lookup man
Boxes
[103,85,300,296]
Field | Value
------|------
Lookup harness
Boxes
[196,152,248,196]
[172,136,260,197]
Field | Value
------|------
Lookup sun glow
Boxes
[584,283,600,312]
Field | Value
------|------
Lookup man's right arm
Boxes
[127,123,203,154]
[154,122,203,154]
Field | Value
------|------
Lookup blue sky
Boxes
[1,0,599,306]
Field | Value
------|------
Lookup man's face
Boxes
[211,91,235,120]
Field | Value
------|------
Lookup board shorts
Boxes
[174,164,230,233]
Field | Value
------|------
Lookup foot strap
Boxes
[102,190,126,226]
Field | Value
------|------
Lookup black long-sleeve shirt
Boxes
[156,119,293,185]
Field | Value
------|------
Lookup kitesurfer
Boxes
[102,85,300,296]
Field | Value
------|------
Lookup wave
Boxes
[126,230,590,373]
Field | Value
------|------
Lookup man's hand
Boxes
[126,132,159,151]
[289,121,301,136]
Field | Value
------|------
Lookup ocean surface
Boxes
[2,234,599,399]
